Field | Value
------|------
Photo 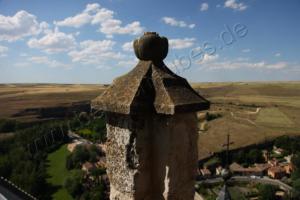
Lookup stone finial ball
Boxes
[133,32,168,61]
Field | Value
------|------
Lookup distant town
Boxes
[196,135,300,199]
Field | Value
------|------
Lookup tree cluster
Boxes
[0,120,68,200]
[232,149,264,166]
[70,112,107,143]
[64,145,108,199]
[0,119,19,133]
[66,144,102,170]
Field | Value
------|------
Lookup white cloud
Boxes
[28,56,50,63]
[200,59,288,70]
[162,17,195,29]
[122,41,133,52]
[100,20,144,38]
[54,3,104,28]
[275,52,281,57]
[68,39,125,65]
[91,8,114,25]
[28,56,69,68]
[27,28,76,53]
[169,38,196,49]
[0,10,47,41]
[224,0,247,11]
[84,3,101,13]
[263,62,288,69]
[242,48,251,53]
[197,53,219,64]
[55,3,144,37]
[117,58,138,68]
[0,45,8,57]
[200,3,209,11]
[55,12,92,28]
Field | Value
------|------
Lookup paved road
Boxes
[198,175,293,192]
[197,177,223,184]
[230,176,293,191]
[0,185,23,200]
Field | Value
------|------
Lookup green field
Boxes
[256,107,294,127]
[78,128,94,135]
[46,144,74,200]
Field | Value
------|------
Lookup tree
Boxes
[90,168,106,184]
[70,118,81,130]
[72,145,90,166]
[258,185,276,200]
[248,149,263,164]
[79,112,89,123]
[0,119,17,133]
[0,156,11,177]
[275,136,291,151]
[90,184,105,200]
[234,150,247,164]
[92,118,107,143]
[0,120,70,200]
[89,151,98,163]
[292,153,300,169]
[64,170,84,197]
[64,177,82,197]
[292,179,300,199]
[81,184,105,200]
[292,169,300,181]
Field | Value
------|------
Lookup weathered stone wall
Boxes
[150,113,198,200]
[106,112,198,200]
[106,113,152,200]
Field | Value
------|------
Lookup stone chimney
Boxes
[92,32,210,200]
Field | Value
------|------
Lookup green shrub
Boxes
[0,119,17,133]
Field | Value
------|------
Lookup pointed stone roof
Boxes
[92,32,210,115]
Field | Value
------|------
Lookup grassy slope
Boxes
[256,107,294,127]
[46,144,73,200]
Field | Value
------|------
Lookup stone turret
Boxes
[92,32,210,200]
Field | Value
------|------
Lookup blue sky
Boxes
[0,0,299,83]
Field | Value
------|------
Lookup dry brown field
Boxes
[193,81,300,159]
[0,82,299,159]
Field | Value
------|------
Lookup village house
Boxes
[273,146,284,155]
[268,158,279,167]
[216,166,224,176]
[229,162,270,177]
[284,155,293,163]
[200,168,212,178]
[281,163,293,175]
[82,162,96,174]
[268,166,286,179]
[254,163,272,173]
[262,150,269,162]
